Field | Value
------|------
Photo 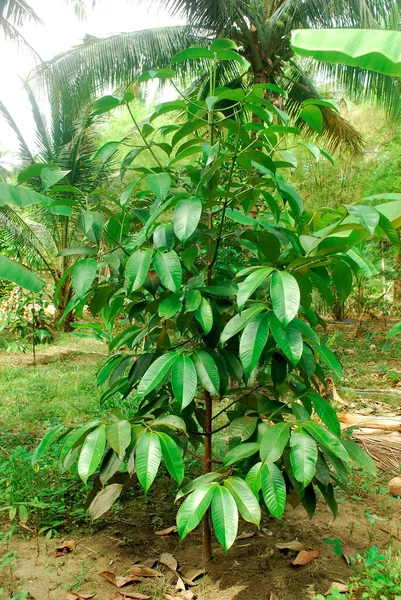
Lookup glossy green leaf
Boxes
[211,485,238,553]
[146,172,171,201]
[171,46,213,64]
[174,196,202,243]
[31,424,65,466]
[78,424,107,483]
[41,168,70,190]
[312,342,343,379]
[126,249,153,291]
[72,258,97,299]
[136,431,162,493]
[221,305,266,344]
[269,314,303,365]
[137,352,177,399]
[106,420,131,457]
[224,476,261,526]
[245,462,262,497]
[300,105,323,133]
[388,322,401,338]
[303,421,349,464]
[270,271,300,326]
[0,255,44,292]
[228,416,258,442]
[192,350,220,395]
[153,223,175,251]
[223,442,260,466]
[177,483,216,539]
[237,267,272,310]
[194,297,213,334]
[60,420,101,464]
[185,289,202,312]
[290,429,318,487]
[261,462,286,519]
[92,95,121,115]
[260,422,291,463]
[346,205,379,235]
[158,294,182,318]
[153,414,187,432]
[171,354,197,410]
[153,251,182,292]
[310,393,341,437]
[158,431,184,485]
[176,472,224,501]
[342,440,377,476]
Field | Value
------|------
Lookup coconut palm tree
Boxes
[29,0,401,153]
[0,87,113,327]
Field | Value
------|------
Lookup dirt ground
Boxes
[3,481,401,600]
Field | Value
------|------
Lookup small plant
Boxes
[349,545,401,600]
[323,537,343,557]
[316,587,345,600]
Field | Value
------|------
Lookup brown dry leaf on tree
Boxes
[292,549,320,566]
[127,566,163,578]
[155,526,177,536]
[159,553,178,572]
[276,541,308,551]
[98,571,142,587]
[55,540,76,557]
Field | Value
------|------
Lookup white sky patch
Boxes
[0,0,185,159]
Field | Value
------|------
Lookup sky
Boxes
[0,0,184,161]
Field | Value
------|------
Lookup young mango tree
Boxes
[32,41,401,562]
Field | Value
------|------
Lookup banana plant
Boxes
[33,41,401,562]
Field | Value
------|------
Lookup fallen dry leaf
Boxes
[160,553,178,572]
[237,531,256,540]
[276,541,308,552]
[142,558,158,568]
[175,576,186,591]
[183,568,206,583]
[55,540,76,557]
[292,549,320,566]
[98,571,142,587]
[120,593,151,599]
[155,526,178,536]
[269,593,279,600]
[325,582,348,595]
[127,566,163,578]
[180,592,195,600]
[63,594,95,600]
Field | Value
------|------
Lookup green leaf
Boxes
[158,432,184,485]
[185,289,202,312]
[290,429,318,487]
[31,424,65,466]
[303,421,349,464]
[331,260,353,301]
[245,462,262,497]
[153,251,182,293]
[153,414,187,432]
[237,268,272,310]
[291,28,401,78]
[153,223,175,251]
[78,424,107,483]
[261,462,286,519]
[59,420,101,464]
[312,342,343,379]
[260,422,291,463]
[300,105,323,133]
[342,440,377,476]
[137,353,178,399]
[269,314,303,365]
[388,322,401,338]
[210,38,238,51]
[174,196,202,243]
[92,95,121,115]
[146,173,171,201]
[105,420,131,457]
[277,181,304,220]
[346,205,379,235]
[223,442,260,466]
[270,271,300,326]
[72,258,97,298]
[41,168,70,190]
[171,46,213,64]
[224,476,261,526]
[176,472,224,501]
[177,483,216,539]
[194,297,213,334]
[192,350,220,395]
[291,317,320,345]
[310,393,341,437]
[126,249,153,291]
[57,247,97,258]
[136,431,162,493]
[228,417,258,442]
[171,354,197,410]
[158,294,182,318]
[221,305,266,344]
[211,485,238,553]
[0,255,44,292]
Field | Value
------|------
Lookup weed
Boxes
[349,545,401,599]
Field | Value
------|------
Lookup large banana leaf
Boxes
[291,29,401,78]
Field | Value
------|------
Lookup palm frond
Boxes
[25,84,54,162]
[284,61,365,155]
[0,0,42,27]
[0,99,34,164]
